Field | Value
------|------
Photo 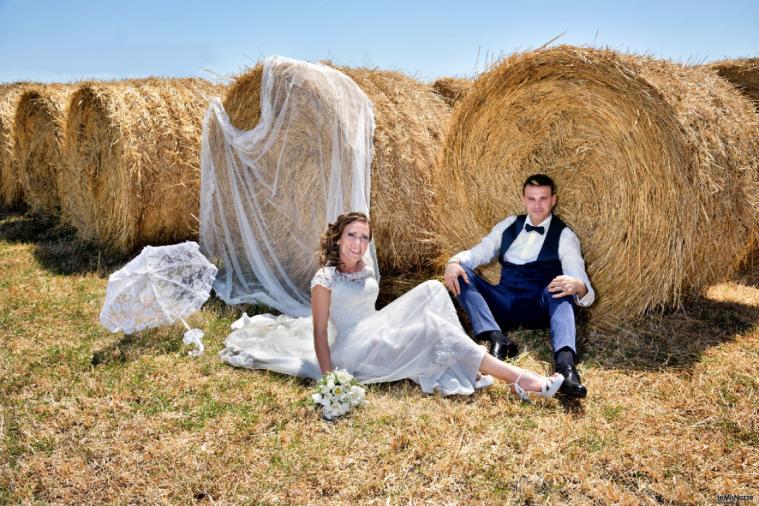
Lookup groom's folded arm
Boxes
[448,216,517,270]
[559,229,595,307]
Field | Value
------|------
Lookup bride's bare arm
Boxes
[311,285,333,374]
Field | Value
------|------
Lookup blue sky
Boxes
[1,0,757,83]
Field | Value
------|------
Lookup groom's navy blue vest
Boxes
[498,214,566,292]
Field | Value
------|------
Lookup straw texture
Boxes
[432,77,473,105]
[0,83,33,209]
[436,46,759,326]
[709,58,759,111]
[15,84,73,214]
[61,78,224,251]
[709,58,759,273]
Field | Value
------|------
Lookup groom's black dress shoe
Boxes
[489,331,519,361]
[555,364,588,398]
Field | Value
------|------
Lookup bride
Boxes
[220,212,564,400]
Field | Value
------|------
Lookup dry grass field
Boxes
[1,209,757,504]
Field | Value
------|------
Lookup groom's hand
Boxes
[444,261,469,296]
[548,275,587,299]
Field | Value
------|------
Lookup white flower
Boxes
[312,370,368,420]
[335,369,352,384]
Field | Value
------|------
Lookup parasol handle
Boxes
[178,316,192,331]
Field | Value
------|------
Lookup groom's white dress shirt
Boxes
[449,214,595,307]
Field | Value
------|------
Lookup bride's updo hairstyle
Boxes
[319,212,372,266]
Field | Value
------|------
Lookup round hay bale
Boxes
[15,84,74,214]
[708,58,759,111]
[0,83,33,209]
[432,77,473,105]
[709,58,759,275]
[436,45,759,327]
[61,78,224,251]
[222,64,452,276]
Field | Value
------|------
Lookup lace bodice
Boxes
[310,264,378,336]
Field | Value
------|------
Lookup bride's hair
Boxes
[319,212,372,266]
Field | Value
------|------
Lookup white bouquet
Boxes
[311,369,367,420]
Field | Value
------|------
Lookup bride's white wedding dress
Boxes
[219,262,488,395]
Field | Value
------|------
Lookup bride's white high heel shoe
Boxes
[539,373,565,399]
[512,372,565,403]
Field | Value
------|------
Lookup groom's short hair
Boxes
[523,174,556,195]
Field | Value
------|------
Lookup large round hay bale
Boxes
[0,83,33,209]
[61,78,224,251]
[432,77,473,105]
[709,58,759,111]
[15,84,73,214]
[222,64,452,276]
[709,58,759,275]
[436,46,759,327]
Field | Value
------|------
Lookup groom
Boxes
[443,174,594,398]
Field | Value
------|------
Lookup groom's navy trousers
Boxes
[456,215,577,354]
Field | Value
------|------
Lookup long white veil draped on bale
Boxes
[199,56,378,316]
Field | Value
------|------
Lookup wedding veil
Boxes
[199,56,378,316]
